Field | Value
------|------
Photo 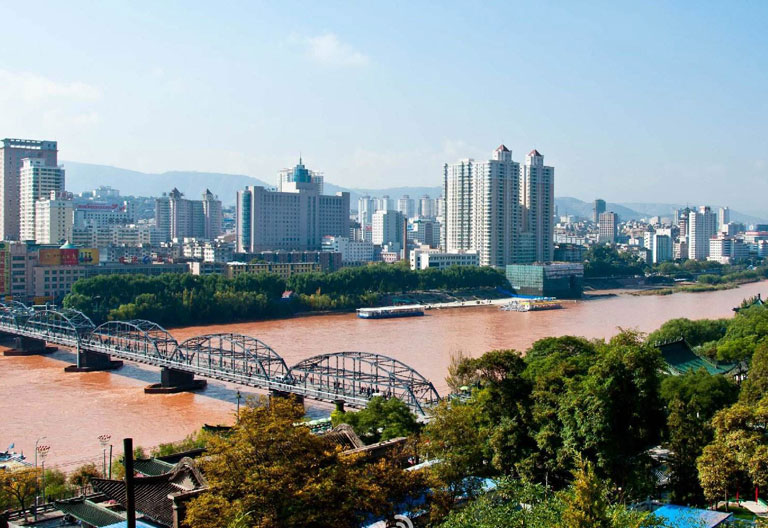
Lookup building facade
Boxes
[598,211,618,243]
[593,199,606,224]
[35,191,74,244]
[519,149,555,262]
[688,206,717,261]
[20,158,66,241]
[505,263,584,299]
[0,139,58,240]
[155,188,222,241]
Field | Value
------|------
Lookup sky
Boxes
[1,1,767,214]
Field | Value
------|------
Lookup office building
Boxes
[709,236,749,264]
[375,195,393,212]
[35,191,74,244]
[73,199,133,228]
[519,149,555,262]
[410,249,479,270]
[688,206,717,260]
[371,209,404,249]
[236,161,350,252]
[598,211,619,243]
[20,158,66,241]
[645,232,672,263]
[409,218,440,248]
[321,236,374,263]
[593,199,606,224]
[443,145,521,267]
[155,188,222,241]
[0,138,58,240]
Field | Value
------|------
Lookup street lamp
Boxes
[36,444,50,506]
[98,434,112,477]
[33,436,47,520]
[236,390,242,423]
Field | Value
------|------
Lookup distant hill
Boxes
[63,162,765,223]
[62,161,270,203]
[556,197,767,225]
[63,161,443,206]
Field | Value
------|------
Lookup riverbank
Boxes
[629,277,762,296]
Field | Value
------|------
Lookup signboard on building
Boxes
[78,248,99,265]
[39,249,62,266]
[61,249,79,266]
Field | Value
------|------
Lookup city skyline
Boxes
[2,2,767,214]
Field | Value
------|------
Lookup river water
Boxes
[1,282,764,468]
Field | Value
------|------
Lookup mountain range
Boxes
[62,161,766,225]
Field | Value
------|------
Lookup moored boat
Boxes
[357,305,425,319]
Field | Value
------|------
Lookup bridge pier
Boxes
[333,399,345,413]
[145,367,207,394]
[64,349,123,372]
[269,389,305,407]
[3,336,56,356]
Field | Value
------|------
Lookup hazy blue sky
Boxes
[2,1,767,213]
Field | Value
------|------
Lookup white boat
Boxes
[357,305,425,319]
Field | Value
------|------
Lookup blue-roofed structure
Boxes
[653,504,732,527]
[102,521,159,528]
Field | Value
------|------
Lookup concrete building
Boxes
[505,262,584,299]
[397,195,415,219]
[598,212,619,243]
[357,195,375,241]
[372,210,405,249]
[73,199,133,228]
[155,188,223,242]
[718,207,730,230]
[236,183,349,253]
[688,206,718,261]
[519,149,555,263]
[226,261,320,279]
[410,249,479,270]
[34,191,74,245]
[321,236,374,263]
[0,139,58,240]
[709,236,749,264]
[20,158,66,241]
[419,195,435,218]
[647,232,673,263]
[375,195,393,212]
[278,157,323,193]
[409,218,440,248]
[443,145,521,267]
[593,199,606,224]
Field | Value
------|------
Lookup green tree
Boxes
[69,463,101,489]
[561,461,610,528]
[0,467,39,521]
[184,396,426,528]
[741,342,768,404]
[331,396,421,444]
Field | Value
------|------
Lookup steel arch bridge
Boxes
[289,351,441,415]
[87,320,178,360]
[171,333,293,383]
[0,302,441,415]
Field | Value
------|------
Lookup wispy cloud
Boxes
[0,69,101,102]
[303,33,370,67]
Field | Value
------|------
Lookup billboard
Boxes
[78,248,99,265]
[39,249,62,266]
[61,248,79,266]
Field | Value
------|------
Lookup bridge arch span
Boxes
[289,351,440,415]
[88,320,177,358]
[0,301,32,330]
[22,308,95,344]
[171,333,292,382]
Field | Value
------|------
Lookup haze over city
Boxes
[2,1,767,215]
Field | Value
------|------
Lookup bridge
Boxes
[0,302,441,415]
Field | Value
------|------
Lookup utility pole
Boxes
[124,438,136,528]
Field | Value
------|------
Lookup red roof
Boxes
[496,144,510,152]
[528,149,542,156]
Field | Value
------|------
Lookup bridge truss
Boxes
[0,303,441,415]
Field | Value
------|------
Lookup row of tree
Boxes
[62,264,507,326]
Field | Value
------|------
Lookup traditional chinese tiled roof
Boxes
[92,458,207,528]
[320,424,365,450]
[55,497,125,527]
[133,458,175,477]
